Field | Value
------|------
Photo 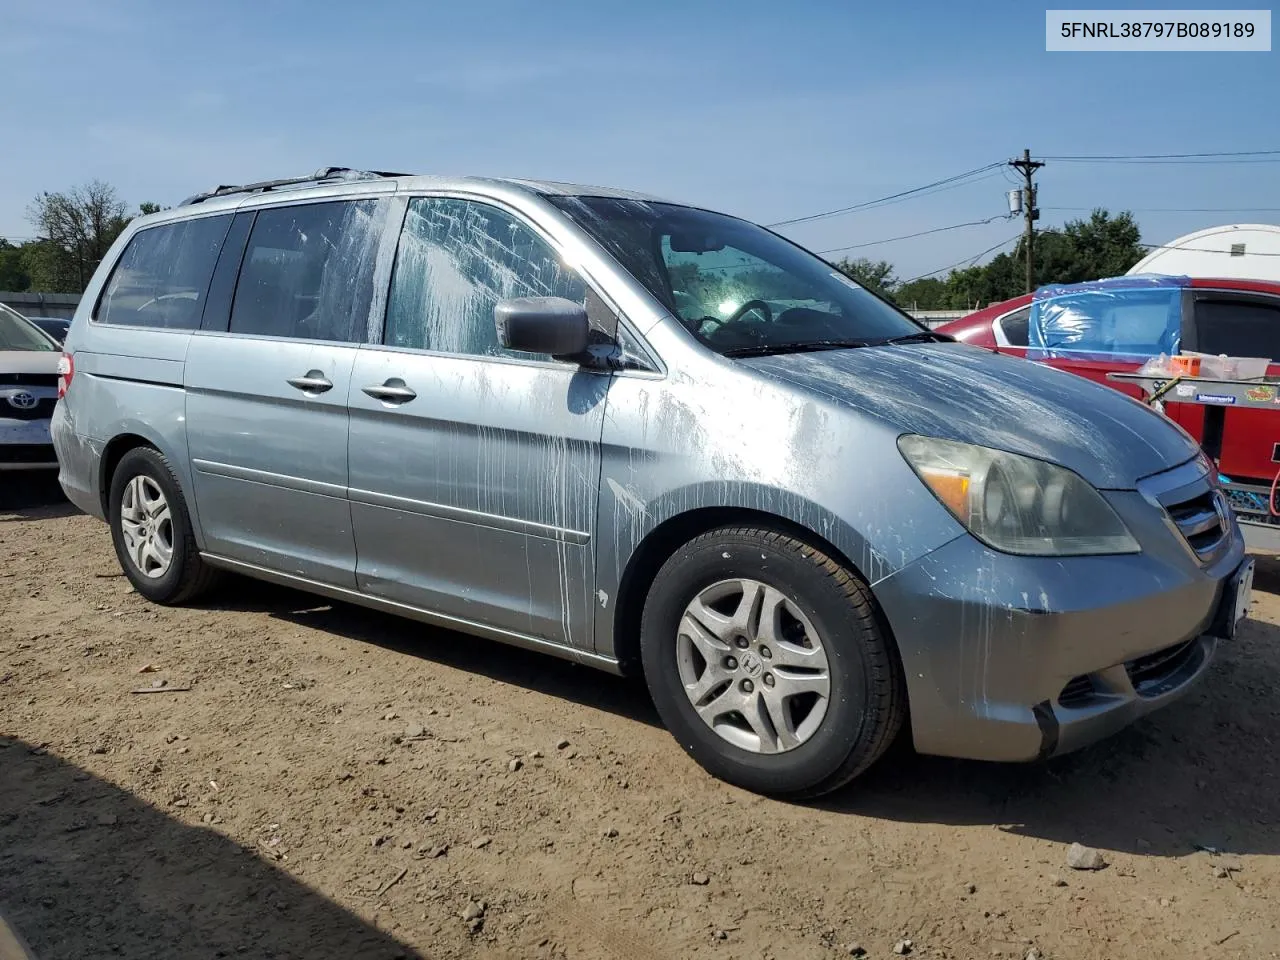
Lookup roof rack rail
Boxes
[178,166,411,206]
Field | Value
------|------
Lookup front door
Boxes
[347,196,611,651]
[185,198,390,587]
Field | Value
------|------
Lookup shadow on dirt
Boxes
[203,576,664,731]
[0,475,76,522]
[0,736,421,960]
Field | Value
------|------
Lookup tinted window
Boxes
[998,306,1030,347]
[385,198,590,360]
[33,317,70,344]
[548,196,922,357]
[230,200,385,342]
[97,215,231,329]
[1195,298,1280,358]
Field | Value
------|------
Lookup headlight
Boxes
[898,435,1139,556]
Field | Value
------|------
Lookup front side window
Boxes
[0,304,57,351]
[97,214,231,329]
[384,197,589,360]
[548,196,924,356]
[230,200,385,342]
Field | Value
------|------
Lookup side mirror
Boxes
[494,296,591,358]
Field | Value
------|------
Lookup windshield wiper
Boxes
[879,331,955,345]
[722,338,875,358]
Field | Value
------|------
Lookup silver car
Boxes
[1,303,61,472]
[52,167,1252,796]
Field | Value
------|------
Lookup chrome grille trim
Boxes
[1138,456,1230,565]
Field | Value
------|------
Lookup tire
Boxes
[640,526,904,798]
[108,446,219,605]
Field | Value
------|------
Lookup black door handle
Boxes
[287,370,333,393]
[362,379,417,403]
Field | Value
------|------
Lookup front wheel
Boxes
[640,526,904,798]
[108,447,219,604]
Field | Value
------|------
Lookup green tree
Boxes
[930,209,1146,309]
[21,240,80,293]
[892,276,946,310]
[832,257,897,298]
[1030,209,1144,286]
[26,181,130,292]
[0,239,31,291]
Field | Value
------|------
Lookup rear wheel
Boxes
[641,526,903,798]
[109,447,219,604]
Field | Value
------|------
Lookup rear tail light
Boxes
[57,352,74,398]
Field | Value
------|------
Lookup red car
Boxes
[940,276,1280,549]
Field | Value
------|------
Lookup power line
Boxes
[899,233,1023,285]
[1043,149,1280,163]
[1045,205,1280,214]
[818,215,1010,255]
[765,162,1005,228]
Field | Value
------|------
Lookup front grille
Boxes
[1165,488,1228,559]
[1125,640,1199,698]
[1058,674,1096,708]
[0,398,56,421]
[0,373,57,387]
[0,444,56,464]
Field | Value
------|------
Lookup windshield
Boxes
[548,196,926,355]
[0,305,57,352]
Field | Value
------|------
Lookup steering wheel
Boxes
[724,299,773,326]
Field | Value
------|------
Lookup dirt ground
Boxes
[1,476,1278,960]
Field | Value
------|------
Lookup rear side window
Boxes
[384,197,589,360]
[230,200,386,342]
[1028,288,1181,360]
[1194,298,1280,358]
[97,214,231,329]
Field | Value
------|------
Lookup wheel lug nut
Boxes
[759,646,772,660]
[741,679,754,694]
[724,656,738,670]
[734,637,749,649]
[763,673,775,688]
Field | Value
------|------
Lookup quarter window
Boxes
[997,306,1031,347]
[384,198,590,360]
[230,200,385,342]
[97,214,231,329]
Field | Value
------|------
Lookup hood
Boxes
[742,343,1198,490]
[0,350,60,376]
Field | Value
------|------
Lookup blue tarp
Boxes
[1027,274,1190,362]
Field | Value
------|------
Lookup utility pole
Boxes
[1008,149,1044,294]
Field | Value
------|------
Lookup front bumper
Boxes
[0,417,57,471]
[874,469,1246,763]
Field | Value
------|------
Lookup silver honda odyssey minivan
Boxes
[52,167,1252,797]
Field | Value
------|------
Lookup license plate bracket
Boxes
[1212,558,1254,640]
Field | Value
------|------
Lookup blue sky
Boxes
[1,0,1276,280]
